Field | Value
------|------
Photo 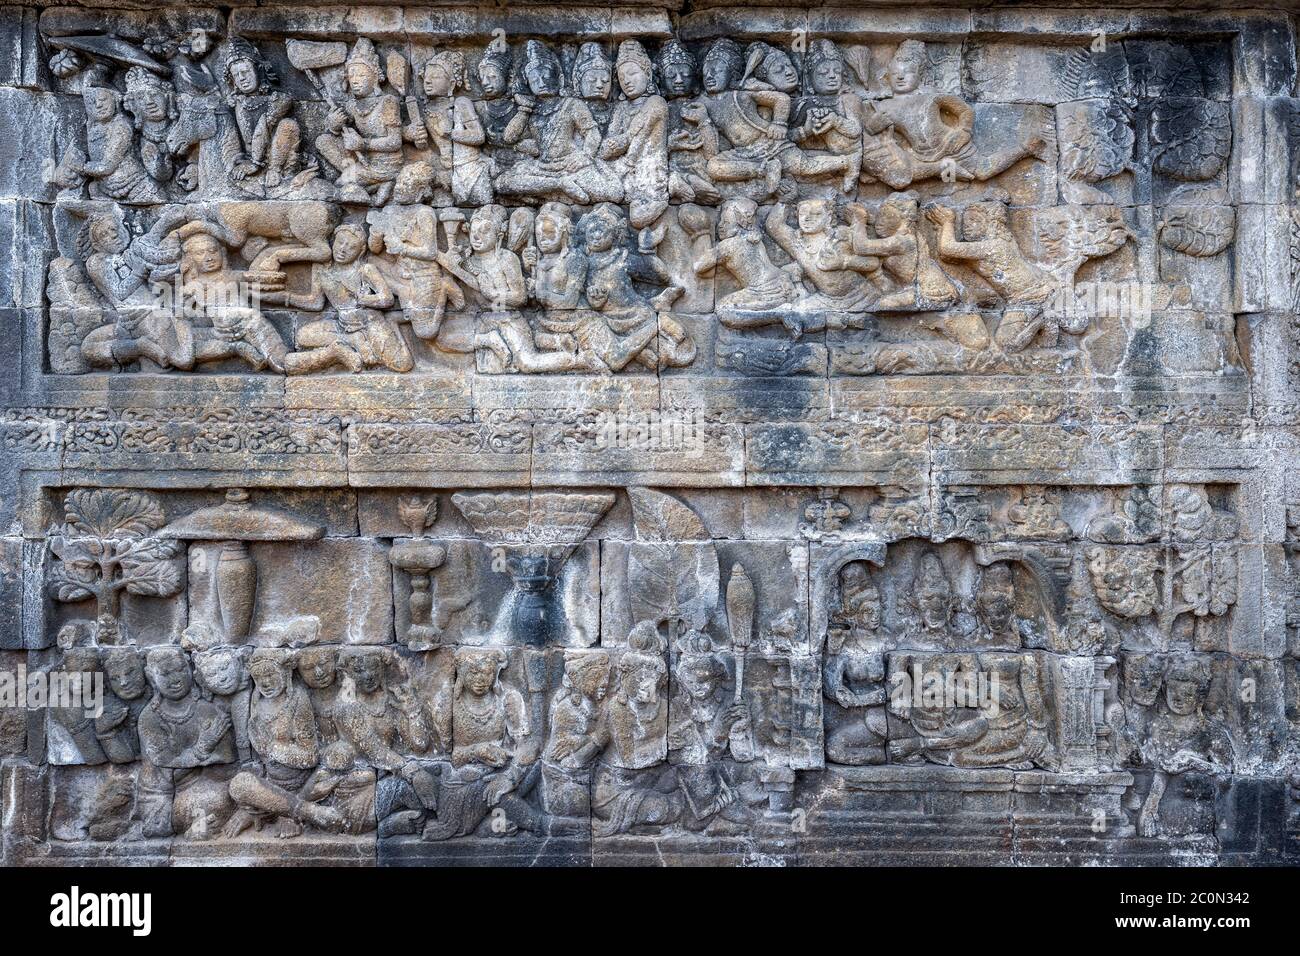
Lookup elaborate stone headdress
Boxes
[656,39,695,76]
[803,38,843,83]
[572,41,611,89]
[123,65,174,119]
[425,50,467,92]
[615,39,656,94]
[702,38,744,87]
[478,33,513,80]
[521,38,562,90]
[346,37,383,81]
[221,36,270,92]
[890,39,927,72]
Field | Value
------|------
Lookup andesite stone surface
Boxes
[0,0,1297,866]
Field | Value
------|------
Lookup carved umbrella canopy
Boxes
[161,488,324,642]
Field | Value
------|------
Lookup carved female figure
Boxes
[574,203,695,371]
[764,200,881,316]
[823,563,888,765]
[542,651,611,819]
[137,647,236,769]
[220,38,302,191]
[791,40,862,193]
[598,40,669,229]
[123,66,177,188]
[225,652,345,838]
[411,52,494,206]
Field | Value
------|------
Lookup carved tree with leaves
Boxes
[48,489,184,627]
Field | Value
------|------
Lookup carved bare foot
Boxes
[274,817,304,839]
[221,809,255,839]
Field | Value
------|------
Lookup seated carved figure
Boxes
[273,223,413,375]
[422,648,541,841]
[365,162,465,343]
[494,40,623,205]
[694,197,798,331]
[164,224,290,372]
[225,651,345,838]
[1137,657,1232,837]
[703,41,857,200]
[315,39,405,205]
[791,40,863,193]
[50,85,165,204]
[659,41,721,205]
[74,205,195,371]
[592,622,681,836]
[406,52,494,207]
[824,564,888,766]
[541,651,612,819]
[123,66,177,191]
[96,648,148,764]
[598,41,670,229]
[668,633,763,833]
[570,203,695,372]
[137,647,236,769]
[221,38,303,192]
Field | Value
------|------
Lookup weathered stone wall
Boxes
[0,1,1297,865]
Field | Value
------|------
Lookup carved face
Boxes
[535,210,568,254]
[332,228,365,264]
[918,587,950,630]
[797,200,832,235]
[347,653,385,694]
[251,665,286,699]
[702,54,733,94]
[887,55,921,94]
[148,652,192,701]
[525,57,561,96]
[978,584,1015,633]
[620,658,663,707]
[1165,677,1200,716]
[90,219,128,255]
[197,650,244,696]
[462,656,499,696]
[229,58,259,95]
[579,66,612,101]
[346,62,377,97]
[1124,656,1163,707]
[678,658,722,701]
[468,211,502,252]
[477,62,507,97]
[810,59,842,95]
[570,660,610,701]
[876,204,904,236]
[183,234,225,275]
[583,211,618,253]
[660,62,693,97]
[762,51,799,93]
[298,649,336,689]
[138,87,169,121]
[424,63,454,97]
[617,62,648,98]
[840,565,882,631]
[104,651,146,700]
[85,88,117,122]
